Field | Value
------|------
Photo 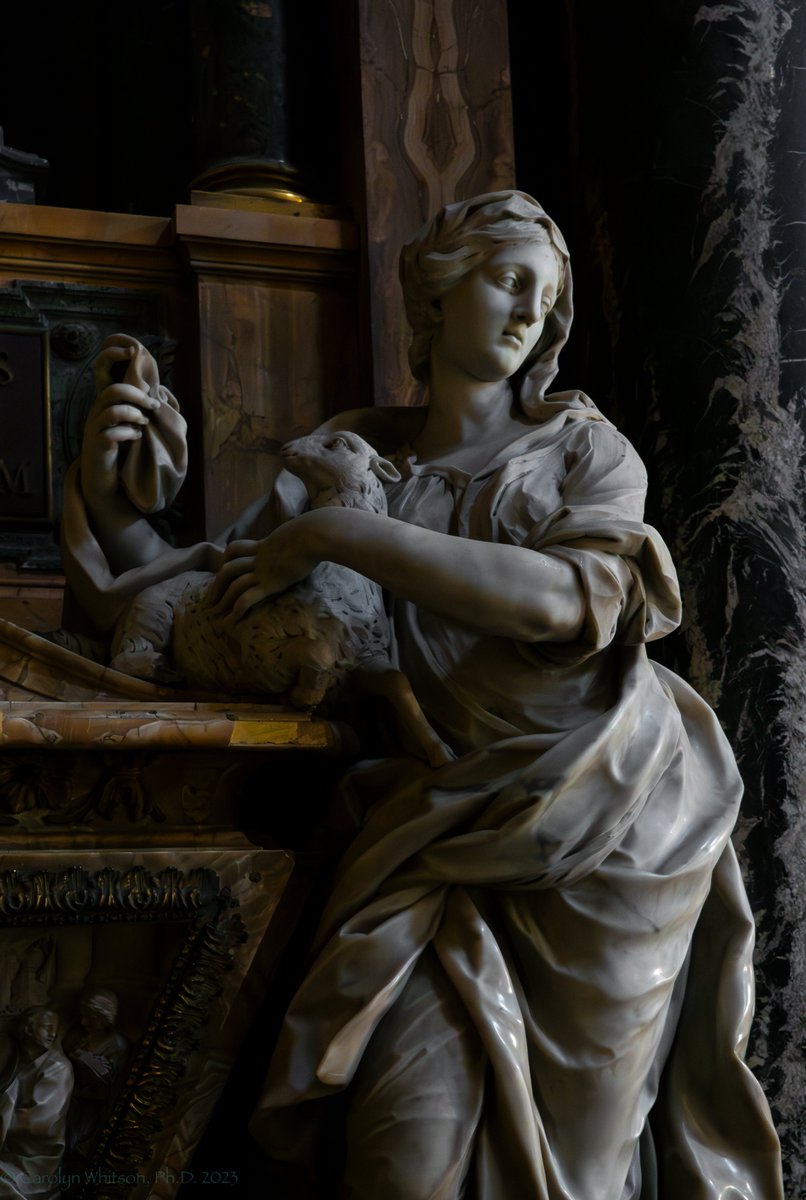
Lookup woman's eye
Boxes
[499,273,519,291]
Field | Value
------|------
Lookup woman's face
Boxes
[431,242,561,385]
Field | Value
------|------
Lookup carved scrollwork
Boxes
[0,754,169,827]
[49,320,98,362]
[93,909,244,1194]
[0,866,222,919]
[86,758,167,825]
[0,755,70,817]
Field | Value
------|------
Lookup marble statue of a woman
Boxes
[62,192,784,1198]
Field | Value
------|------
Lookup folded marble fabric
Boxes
[61,458,224,632]
[248,399,782,1199]
[251,661,781,1198]
[114,339,188,514]
[525,506,681,657]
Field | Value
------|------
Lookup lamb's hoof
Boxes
[109,650,183,684]
[289,669,332,711]
[288,689,322,713]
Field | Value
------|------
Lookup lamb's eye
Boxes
[326,437,347,450]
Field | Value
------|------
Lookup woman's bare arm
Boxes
[208,507,585,643]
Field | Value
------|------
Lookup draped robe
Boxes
[0,1046,73,1200]
[250,401,783,1199]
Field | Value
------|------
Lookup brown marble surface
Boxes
[355,0,515,407]
[0,569,65,634]
[0,617,186,702]
[0,702,349,752]
[176,205,361,535]
[0,618,354,839]
[175,203,358,255]
[0,202,178,287]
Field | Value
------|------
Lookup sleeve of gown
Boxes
[214,460,309,543]
[520,419,681,661]
[62,390,376,634]
[10,1057,73,1137]
[61,449,307,633]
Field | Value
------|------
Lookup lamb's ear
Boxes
[370,455,402,484]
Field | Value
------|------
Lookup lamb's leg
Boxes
[289,666,332,710]
[110,572,209,682]
[354,663,454,768]
[289,641,340,710]
[110,641,179,683]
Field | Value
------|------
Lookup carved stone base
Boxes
[0,845,291,1200]
[0,619,355,1197]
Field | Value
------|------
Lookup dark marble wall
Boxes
[511,0,806,1190]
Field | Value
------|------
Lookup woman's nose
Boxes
[513,288,540,325]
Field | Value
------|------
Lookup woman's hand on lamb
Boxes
[209,505,586,643]
[208,512,328,620]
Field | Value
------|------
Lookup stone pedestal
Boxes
[0,617,354,1198]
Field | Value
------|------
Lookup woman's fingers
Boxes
[81,399,154,502]
[88,404,151,459]
[211,571,259,616]
[93,342,136,390]
[99,426,144,445]
[85,389,162,458]
[228,586,266,623]
[95,403,151,429]
[222,539,260,562]
[81,338,163,511]
[207,557,257,608]
[95,382,160,414]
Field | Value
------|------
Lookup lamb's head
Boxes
[281,430,401,511]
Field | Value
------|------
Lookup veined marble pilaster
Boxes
[354,0,514,407]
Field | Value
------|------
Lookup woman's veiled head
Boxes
[399,191,573,415]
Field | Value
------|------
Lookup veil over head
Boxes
[399,190,580,421]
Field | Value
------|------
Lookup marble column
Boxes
[189,0,303,200]
[528,1,806,1185]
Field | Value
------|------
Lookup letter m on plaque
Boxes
[0,295,50,522]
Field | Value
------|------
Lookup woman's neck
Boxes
[413,362,529,467]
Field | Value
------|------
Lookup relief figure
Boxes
[63,989,127,1162]
[0,1007,73,1200]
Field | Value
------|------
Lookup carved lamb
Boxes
[110,431,451,768]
